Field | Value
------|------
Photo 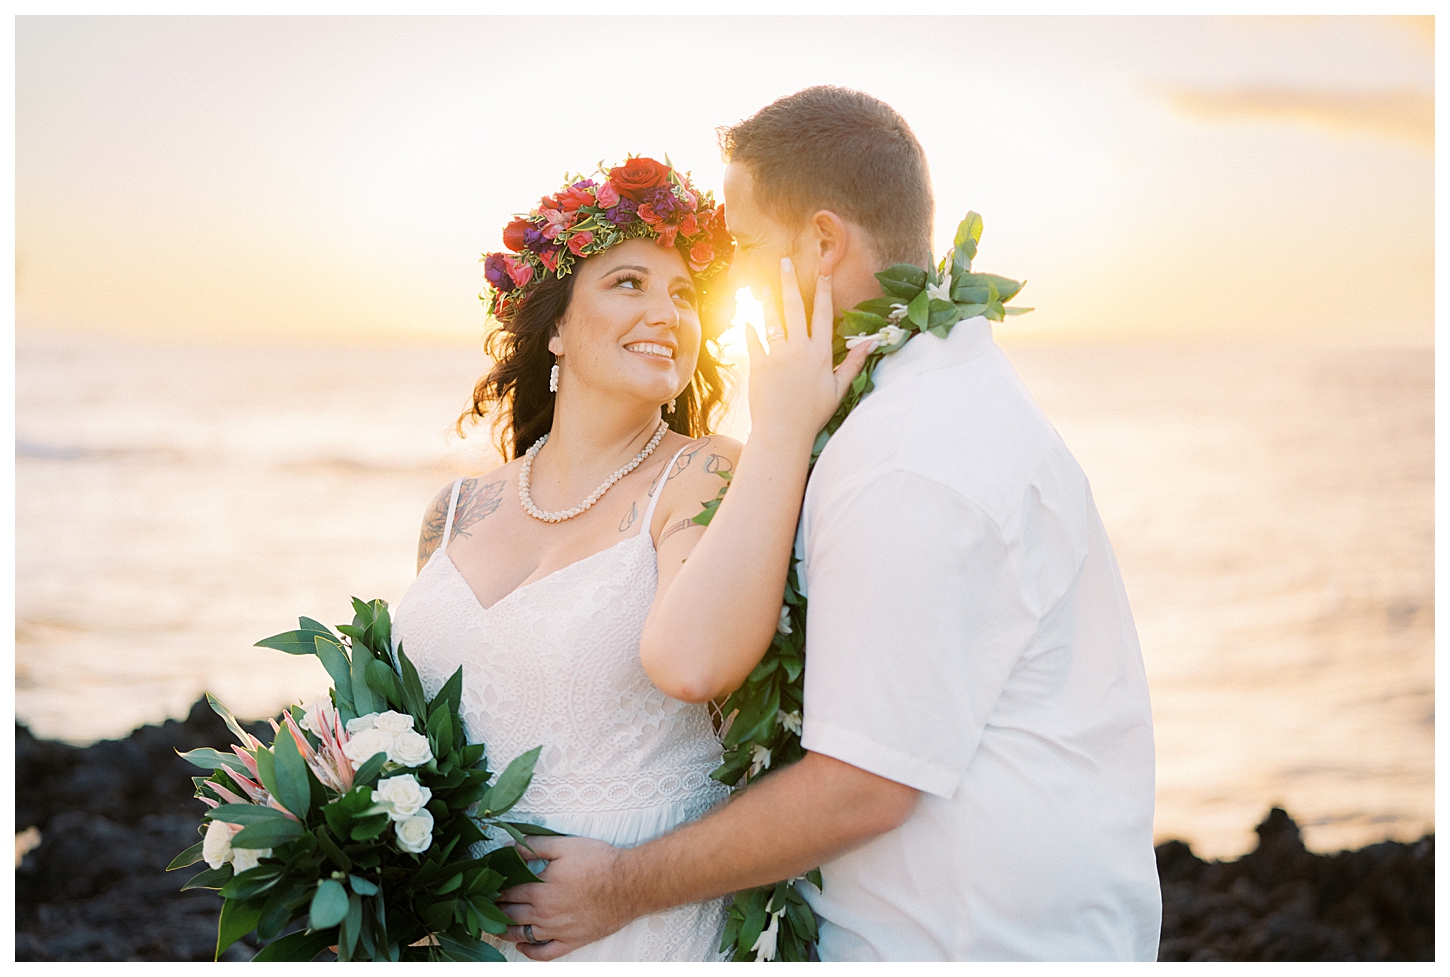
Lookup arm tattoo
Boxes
[618,501,638,533]
[415,478,505,572]
[665,437,711,481]
[704,452,733,476]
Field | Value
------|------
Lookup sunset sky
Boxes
[14,15,1434,347]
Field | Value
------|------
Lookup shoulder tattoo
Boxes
[415,477,505,572]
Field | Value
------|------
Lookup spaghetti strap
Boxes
[441,478,463,553]
[639,443,692,537]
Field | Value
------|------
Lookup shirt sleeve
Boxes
[800,469,1048,799]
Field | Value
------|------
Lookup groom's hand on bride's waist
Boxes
[497,835,631,961]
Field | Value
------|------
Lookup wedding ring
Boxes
[523,925,538,944]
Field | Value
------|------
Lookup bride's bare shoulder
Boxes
[415,461,519,572]
[654,433,743,521]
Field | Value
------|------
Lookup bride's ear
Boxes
[547,323,565,357]
[809,210,850,279]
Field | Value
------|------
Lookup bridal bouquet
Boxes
[169,598,549,961]
[700,213,1029,962]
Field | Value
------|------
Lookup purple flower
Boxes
[645,186,680,217]
[523,227,547,250]
[605,201,637,225]
[483,254,513,292]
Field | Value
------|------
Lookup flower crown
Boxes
[481,156,734,322]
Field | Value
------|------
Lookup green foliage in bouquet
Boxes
[697,213,1028,961]
[168,598,551,961]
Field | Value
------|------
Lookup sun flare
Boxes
[717,287,766,364]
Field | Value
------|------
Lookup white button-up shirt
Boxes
[797,316,1161,961]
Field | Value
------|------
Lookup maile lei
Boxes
[695,212,1030,962]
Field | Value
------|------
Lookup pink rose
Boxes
[679,213,699,238]
[636,203,660,226]
[567,230,594,256]
[503,255,533,288]
[596,182,620,208]
[689,240,714,271]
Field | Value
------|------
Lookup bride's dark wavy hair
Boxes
[457,264,734,461]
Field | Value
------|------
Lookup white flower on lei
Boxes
[844,323,907,351]
[749,744,772,778]
[887,302,910,324]
[387,729,434,768]
[230,845,272,874]
[926,271,953,303]
[395,808,435,854]
[777,710,802,736]
[372,774,432,822]
[751,909,781,961]
[776,605,792,635]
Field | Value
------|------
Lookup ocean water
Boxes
[14,331,1432,859]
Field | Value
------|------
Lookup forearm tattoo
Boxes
[415,478,505,571]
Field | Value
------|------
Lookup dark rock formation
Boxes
[14,701,1436,961]
[1157,807,1434,961]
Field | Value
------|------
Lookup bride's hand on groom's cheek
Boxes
[496,835,631,960]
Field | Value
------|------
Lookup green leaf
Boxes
[271,724,311,820]
[436,932,505,961]
[215,897,264,959]
[349,641,378,717]
[181,864,233,890]
[340,891,363,959]
[176,747,248,773]
[905,289,930,329]
[219,864,283,902]
[257,881,310,942]
[251,928,337,962]
[427,702,454,762]
[432,665,464,719]
[232,818,304,849]
[314,635,353,696]
[317,830,353,872]
[500,820,566,837]
[309,878,349,930]
[365,659,405,711]
[837,308,888,339]
[954,211,983,249]
[1004,305,1034,316]
[806,867,823,890]
[349,813,391,842]
[255,629,332,656]
[206,693,251,746]
[481,844,544,889]
[167,841,205,871]
[980,273,1022,303]
[370,600,393,663]
[350,750,389,789]
[252,744,279,799]
[348,874,379,896]
[854,296,900,317]
[478,746,541,816]
[298,615,333,637]
[875,263,927,299]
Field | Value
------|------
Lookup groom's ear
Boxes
[808,210,851,278]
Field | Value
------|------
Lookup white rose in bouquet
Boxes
[202,819,239,870]
[373,710,415,734]
[230,846,273,874]
[343,727,395,770]
[346,713,380,735]
[395,808,435,854]
[387,729,434,768]
[371,774,432,822]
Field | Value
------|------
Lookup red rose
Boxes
[688,241,714,272]
[502,218,531,253]
[607,157,672,201]
[678,214,699,238]
[636,203,661,226]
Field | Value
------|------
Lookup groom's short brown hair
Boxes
[719,86,934,266]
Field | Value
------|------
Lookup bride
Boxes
[391,156,870,961]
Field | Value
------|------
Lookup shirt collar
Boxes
[870,315,995,389]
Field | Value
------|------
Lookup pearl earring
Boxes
[666,398,677,414]
[549,362,560,394]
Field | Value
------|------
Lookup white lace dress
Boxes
[392,447,730,961]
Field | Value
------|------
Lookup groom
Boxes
[497,86,1162,961]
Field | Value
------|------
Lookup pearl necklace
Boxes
[518,420,670,524]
